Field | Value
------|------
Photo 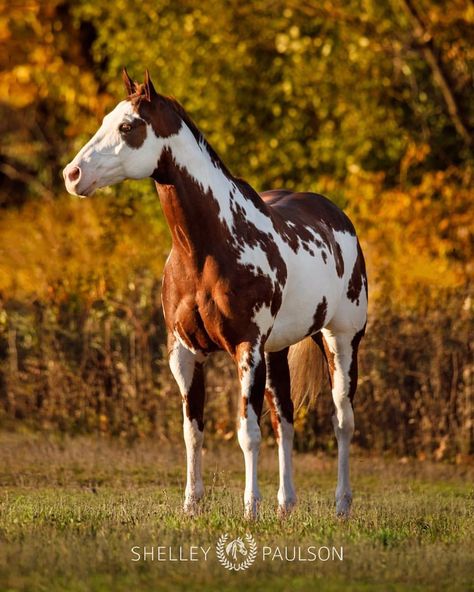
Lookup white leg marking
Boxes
[169,342,205,514]
[169,339,195,394]
[237,345,264,518]
[265,380,296,514]
[277,417,297,514]
[237,404,261,519]
[183,415,204,513]
[321,329,356,517]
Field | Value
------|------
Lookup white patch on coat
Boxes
[64,101,169,196]
[237,243,278,285]
[237,346,264,518]
[162,124,368,350]
[252,302,274,338]
[169,339,205,512]
[169,339,195,393]
[320,328,356,516]
[239,345,261,398]
[183,415,205,511]
[68,104,368,353]
[277,417,296,511]
[265,379,297,512]
[237,403,262,517]
[174,329,198,355]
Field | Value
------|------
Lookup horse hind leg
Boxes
[319,326,365,517]
[264,349,296,516]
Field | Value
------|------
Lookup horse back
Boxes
[260,189,356,236]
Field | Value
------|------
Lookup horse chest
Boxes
[162,250,277,355]
[162,265,217,353]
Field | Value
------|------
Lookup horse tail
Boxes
[288,337,325,413]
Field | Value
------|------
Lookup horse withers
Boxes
[64,69,368,519]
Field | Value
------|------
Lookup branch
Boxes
[398,0,472,146]
[0,162,55,201]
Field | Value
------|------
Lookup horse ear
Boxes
[122,67,135,96]
[144,69,158,101]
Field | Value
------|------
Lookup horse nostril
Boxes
[67,166,81,183]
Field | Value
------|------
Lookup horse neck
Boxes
[154,122,269,258]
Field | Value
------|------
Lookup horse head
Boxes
[63,69,182,197]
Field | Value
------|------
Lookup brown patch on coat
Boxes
[261,190,348,277]
[312,331,335,388]
[181,361,205,431]
[347,241,367,305]
[128,87,183,138]
[175,224,192,257]
[240,396,249,419]
[264,388,281,440]
[333,241,344,277]
[348,325,366,402]
[156,153,277,356]
[265,349,293,425]
[122,119,147,149]
[307,296,328,335]
[262,189,355,234]
[248,356,269,421]
[132,90,365,417]
[235,343,267,421]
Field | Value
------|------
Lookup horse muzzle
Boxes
[63,163,96,197]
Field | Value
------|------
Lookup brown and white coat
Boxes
[64,70,368,518]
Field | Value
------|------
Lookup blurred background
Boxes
[0,0,472,458]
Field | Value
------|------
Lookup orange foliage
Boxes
[344,166,473,308]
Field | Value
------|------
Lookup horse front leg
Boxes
[264,349,297,516]
[235,342,266,519]
[168,335,206,515]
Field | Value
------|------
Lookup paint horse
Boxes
[64,70,368,519]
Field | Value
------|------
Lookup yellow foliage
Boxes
[0,193,170,301]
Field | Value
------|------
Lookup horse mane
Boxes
[164,97,267,206]
[130,84,263,204]
[129,84,233,177]
[165,96,234,179]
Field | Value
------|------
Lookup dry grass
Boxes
[0,432,473,591]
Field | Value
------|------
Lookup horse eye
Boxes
[119,123,132,133]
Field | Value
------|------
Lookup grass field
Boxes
[0,431,473,592]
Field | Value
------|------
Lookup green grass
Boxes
[0,432,473,592]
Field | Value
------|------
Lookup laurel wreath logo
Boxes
[215,533,258,571]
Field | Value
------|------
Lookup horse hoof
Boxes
[183,498,203,516]
[244,507,258,520]
[335,493,352,518]
[278,498,297,519]
[244,497,261,520]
